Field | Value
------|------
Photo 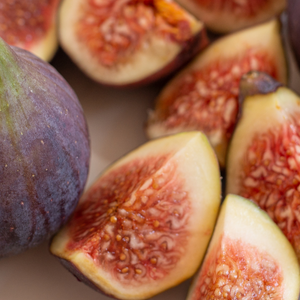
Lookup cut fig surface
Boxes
[187,194,300,300]
[227,72,300,261]
[50,131,221,299]
[0,0,60,61]
[175,0,286,33]
[146,19,286,167]
[58,0,208,86]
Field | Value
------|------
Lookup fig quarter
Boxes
[50,131,221,300]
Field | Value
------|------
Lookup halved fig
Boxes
[227,71,300,261]
[186,194,300,300]
[288,0,300,71]
[0,0,60,61]
[175,0,286,33]
[50,131,221,300]
[146,19,287,167]
[58,0,208,86]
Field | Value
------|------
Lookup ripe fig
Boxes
[175,0,286,33]
[146,19,287,167]
[288,0,300,70]
[58,0,208,87]
[0,0,60,61]
[0,38,90,257]
[50,131,221,300]
[227,71,300,261]
[186,194,300,300]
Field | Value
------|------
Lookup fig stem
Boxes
[238,71,282,119]
[0,37,22,104]
[239,71,282,105]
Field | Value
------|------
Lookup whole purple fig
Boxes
[0,37,90,257]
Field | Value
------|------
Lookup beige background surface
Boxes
[1,17,300,300]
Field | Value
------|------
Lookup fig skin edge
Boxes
[175,0,286,33]
[107,29,209,89]
[0,38,90,257]
[288,0,300,70]
[28,0,60,62]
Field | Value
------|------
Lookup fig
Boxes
[175,0,286,33]
[226,71,300,261]
[186,194,300,300]
[0,38,90,257]
[146,19,287,167]
[288,0,300,70]
[58,0,208,87]
[50,131,221,300]
[0,0,60,61]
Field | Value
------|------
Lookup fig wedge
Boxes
[146,19,286,167]
[58,0,208,87]
[187,194,300,300]
[227,71,300,261]
[0,38,90,257]
[175,0,286,33]
[0,0,60,61]
[50,131,221,300]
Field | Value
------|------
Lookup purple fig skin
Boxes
[0,38,90,257]
[288,0,300,70]
[239,71,282,104]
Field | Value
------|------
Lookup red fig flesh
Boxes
[186,194,300,300]
[50,131,221,299]
[0,0,60,61]
[227,72,300,261]
[146,20,286,167]
[58,0,208,86]
[175,0,286,33]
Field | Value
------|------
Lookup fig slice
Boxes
[186,194,300,300]
[226,71,300,261]
[146,19,287,167]
[50,131,221,300]
[174,0,286,33]
[0,0,60,61]
[58,0,208,87]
